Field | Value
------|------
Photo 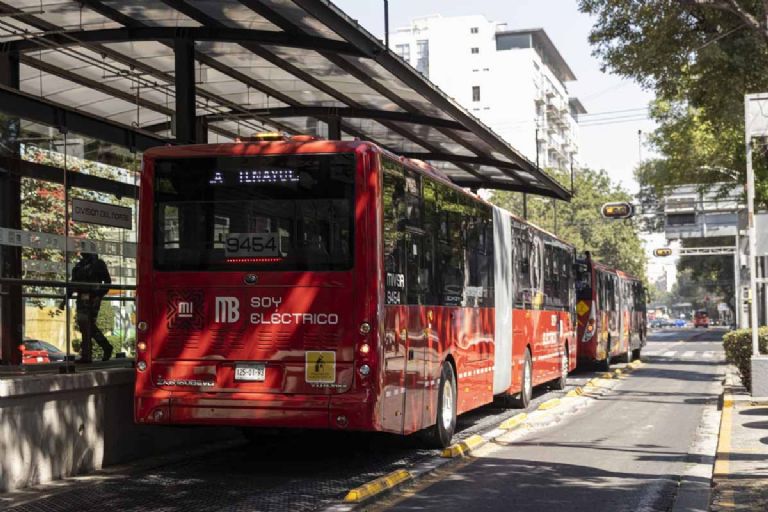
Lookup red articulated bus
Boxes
[134,138,576,447]
[575,253,646,369]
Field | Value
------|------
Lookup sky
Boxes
[333,0,658,193]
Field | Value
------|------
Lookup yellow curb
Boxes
[713,395,734,478]
[441,434,486,458]
[566,386,584,397]
[599,372,613,379]
[629,360,643,369]
[499,413,527,430]
[585,378,599,387]
[537,398,561,410]
[613,369,623,377]
[343,469,412,503]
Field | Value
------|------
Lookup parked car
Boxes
[694,310,710,328]
[23,338,66,362]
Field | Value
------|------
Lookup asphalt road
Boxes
[372,327,726,512]
[3,328,725,512]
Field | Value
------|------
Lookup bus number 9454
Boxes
[224,233,279,257]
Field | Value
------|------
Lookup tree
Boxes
[579,0,768,208]
[489,167,648,281]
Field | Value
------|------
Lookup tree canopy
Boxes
[579,0,768,208]
[489,167,648,281]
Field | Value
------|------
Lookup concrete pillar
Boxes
[0,48,22,365]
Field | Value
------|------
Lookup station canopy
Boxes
[0,0,571,200]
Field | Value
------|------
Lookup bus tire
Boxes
[598,341,611,371]
[632,348,641,361]
[551,345,568,391]
[512,349,533,408]
[420,362,457,449]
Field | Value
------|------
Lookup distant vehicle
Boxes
[674,318,686,328]
[23,338,66,362]
[19,342,49,365]
[648,319,666,329]
[694,310,709,328]
[575,254,647,369]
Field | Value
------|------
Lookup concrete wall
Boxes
[0,369,237,492]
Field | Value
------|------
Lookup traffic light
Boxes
[601,202,635,219]
[653,248,673,257]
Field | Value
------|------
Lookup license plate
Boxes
[235,363,266,381]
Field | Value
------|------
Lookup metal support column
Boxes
[327,116,341,140]
[174,37,197,144]
[0,48,22,365]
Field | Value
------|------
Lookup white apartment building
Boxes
[391,15,585,171]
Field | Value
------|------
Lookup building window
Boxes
[416,40,429,75]
[395,43,410,63]
[472,86,480,102]
[470,27,479,34]
[471,47,479,54]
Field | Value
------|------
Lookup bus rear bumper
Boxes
[135,391,377,431]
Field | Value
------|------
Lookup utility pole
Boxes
[384,0,390,48]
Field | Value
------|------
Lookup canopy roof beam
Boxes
[9,27,366,57]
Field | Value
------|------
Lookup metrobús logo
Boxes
[212,295,339,325]
[167,290,205,330]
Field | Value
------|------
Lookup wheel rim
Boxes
[441,378,454,431]
[524,358,532,398]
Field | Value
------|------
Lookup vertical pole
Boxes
[327,116,341,140]
[174,37,196,145]
[745,96,759,356]
[638,129,643,161]
[0,48,22,365]
[384,0,390,48]
[735,231,741,329]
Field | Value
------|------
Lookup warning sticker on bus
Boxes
[305,351,336,383]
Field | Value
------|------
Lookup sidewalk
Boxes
[710,367,768,511]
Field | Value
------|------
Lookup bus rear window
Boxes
[152,153,355,271]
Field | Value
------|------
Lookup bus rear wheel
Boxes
[551,345,568,390]
[511,349,533,408]
[420,361,457,449]
[598,341,611,371]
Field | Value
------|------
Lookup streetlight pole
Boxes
[384,0,390,48]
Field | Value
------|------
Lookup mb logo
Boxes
[215,297,240,323]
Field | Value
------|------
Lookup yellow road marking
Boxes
[713,395,734,508]
[441,434,486,458]
[537,398,561,410]
[499,413,527,430]
[343,468,412,503]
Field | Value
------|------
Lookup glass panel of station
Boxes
[0,116,139,371]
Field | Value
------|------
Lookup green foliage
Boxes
[723,327,768,391]
[579,0,768,208]
[490,167,647,281]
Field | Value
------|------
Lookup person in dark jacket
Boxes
[61,252,113,362]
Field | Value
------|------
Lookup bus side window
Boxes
[382,159,406,305]
[422,180,439,305]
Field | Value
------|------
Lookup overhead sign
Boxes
[746,93,768,137]
[72,199,132,229]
